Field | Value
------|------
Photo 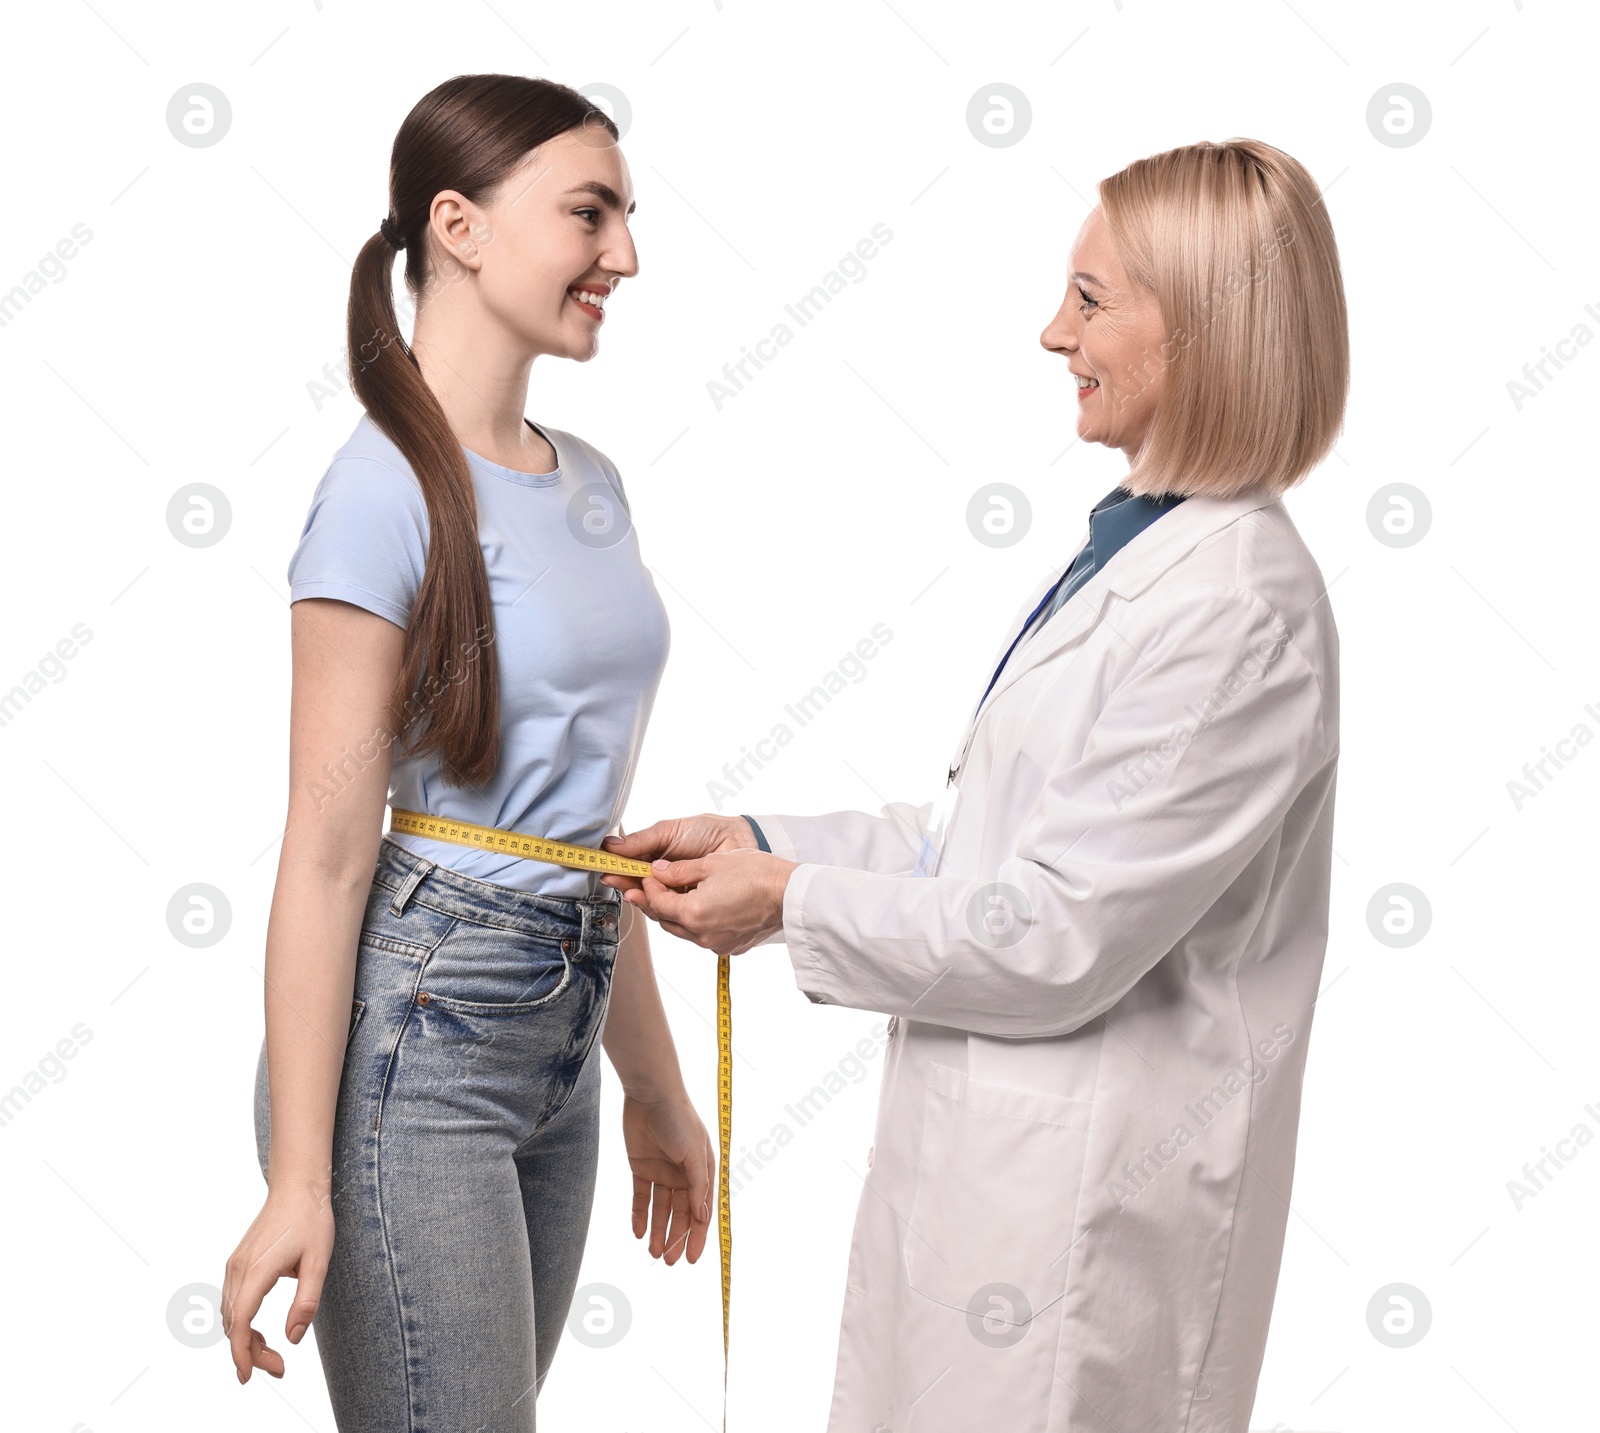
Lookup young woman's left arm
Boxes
[600,899,715,1266]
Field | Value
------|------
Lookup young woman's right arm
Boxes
[223,596,406,1384]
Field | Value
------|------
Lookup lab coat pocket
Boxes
[903,1061,1094,1324]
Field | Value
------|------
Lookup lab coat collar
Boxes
[1086,484,1188,585]
[948,486,1284,781]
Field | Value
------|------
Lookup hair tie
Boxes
[379,215,406,250]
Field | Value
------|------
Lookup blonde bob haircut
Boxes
[1100,138,1349,500]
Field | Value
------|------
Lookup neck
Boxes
[410,293,539,458]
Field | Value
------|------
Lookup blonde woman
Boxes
[606,138,1348,1431]
[221,75,714,1429]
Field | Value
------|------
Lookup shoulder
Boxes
[1161,499,1336,649]
[308,414,429,525]
[1135,497,1340,749]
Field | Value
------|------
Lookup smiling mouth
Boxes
[568,286,609,320]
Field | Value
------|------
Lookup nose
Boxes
[605,222,640,282]
[1040,290,1080,357]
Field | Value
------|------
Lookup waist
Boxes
[372,834,621,935]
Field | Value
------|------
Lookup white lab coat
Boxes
[750,488,1339,1433]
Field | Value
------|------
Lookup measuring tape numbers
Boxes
[387,808,735,1423]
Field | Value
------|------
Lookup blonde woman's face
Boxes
[1039,205,1168,458]
[447,123,639,362]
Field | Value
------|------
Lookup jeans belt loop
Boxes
[389,857,435,916]
[588,898,619,948]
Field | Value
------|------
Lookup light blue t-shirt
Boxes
[287,412,671,897]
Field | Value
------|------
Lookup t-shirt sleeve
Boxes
[286,457,429,630]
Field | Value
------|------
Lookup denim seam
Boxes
[371,922,456,1433]
[359,933,436,961]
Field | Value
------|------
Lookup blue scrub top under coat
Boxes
[973,484,1187,721]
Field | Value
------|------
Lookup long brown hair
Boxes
[347,74,619,788]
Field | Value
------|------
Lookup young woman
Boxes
[220,74,713,1429]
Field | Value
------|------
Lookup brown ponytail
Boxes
[346,74,619,788]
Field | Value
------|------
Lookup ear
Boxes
[427,190,485,274]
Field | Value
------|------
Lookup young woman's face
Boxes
[1039,205,1168,457]
[442,123,639,362]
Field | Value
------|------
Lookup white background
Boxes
[0,1,1593,1430]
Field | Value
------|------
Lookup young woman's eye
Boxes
[576,208,601,224]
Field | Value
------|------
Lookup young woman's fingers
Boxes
[631,1173,651,1239]
[248,1327,286,1379]
[688,1136,712,1227]
[648,1178,673,1258]
[684,1200,711,1264]
[661,1185,692,1266]
[225,1271,274,1383]
[285,1258,328,1344]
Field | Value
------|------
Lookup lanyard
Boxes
[971,550,1088,723]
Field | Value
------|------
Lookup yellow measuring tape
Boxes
[388,808,733,1421]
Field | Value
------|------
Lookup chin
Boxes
[552,335,596,362]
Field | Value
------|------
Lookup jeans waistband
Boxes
[371,834,623,943]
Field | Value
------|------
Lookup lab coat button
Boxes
[887,1015,899,1038]
[866,1144,875,1168]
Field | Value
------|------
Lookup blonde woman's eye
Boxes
[1077,285,1098,311]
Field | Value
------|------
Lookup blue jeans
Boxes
[253,835,623,1430]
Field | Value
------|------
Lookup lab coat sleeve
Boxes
[742,801,935,948]
[745,802,934,875]
[776,585,1333,1037]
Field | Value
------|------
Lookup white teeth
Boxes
[571,288,606,310]
[1076,374,1098,388]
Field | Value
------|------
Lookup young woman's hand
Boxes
[221,1184,336,1383]
[620,1089,714,1265]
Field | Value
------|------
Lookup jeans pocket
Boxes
[417,920,574,1016]
[903,1062,1094,1326]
